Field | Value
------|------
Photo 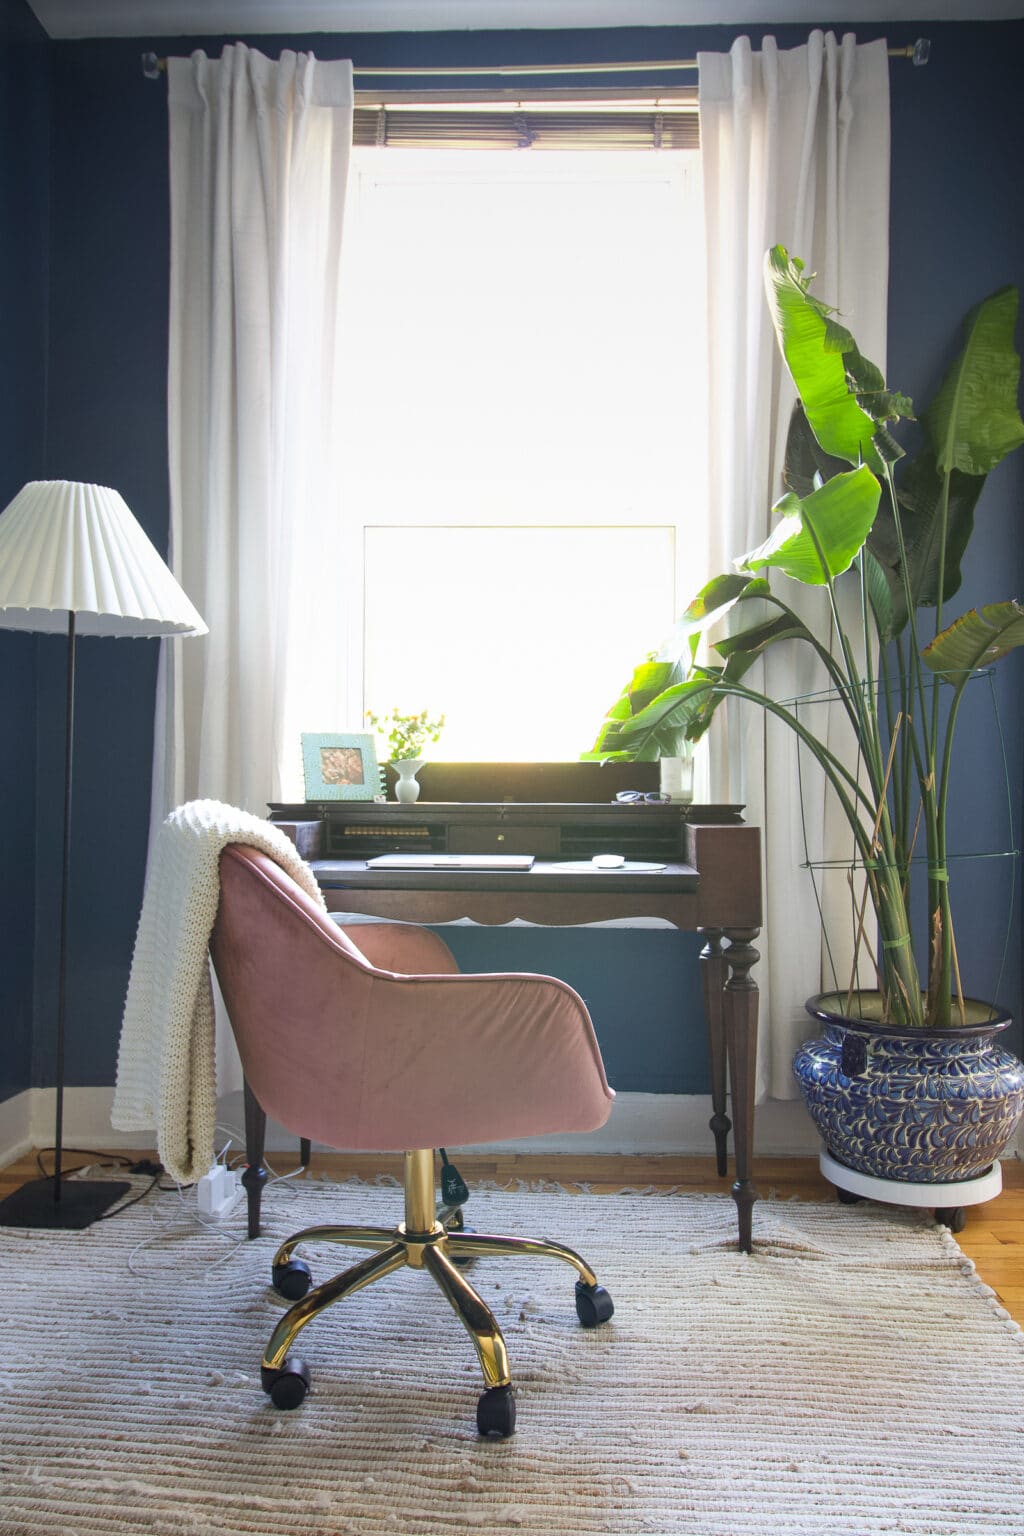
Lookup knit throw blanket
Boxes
[111,799,327,1185]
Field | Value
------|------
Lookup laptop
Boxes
[365,852,535,872]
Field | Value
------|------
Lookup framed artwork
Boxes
[301,732,381,801]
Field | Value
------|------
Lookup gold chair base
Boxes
[260,1150,610,1433]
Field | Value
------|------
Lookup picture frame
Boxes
[301,732,381,801]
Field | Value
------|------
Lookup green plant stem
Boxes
[858,551,879,760]
[919,465,956,1021]
[715,676,923,1025]
[800,507,887,804]
[930,676,972,1022]
[711,682,878,846]
[880,465,934,760]
[697,526,925,1025]
[741,493,921,1022]
[758,592,866,738]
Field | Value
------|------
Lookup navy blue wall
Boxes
[886,25,1024,1032]
[5,14,1022,1101]
[0,0,48,1102]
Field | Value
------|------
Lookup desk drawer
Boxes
[447,824,559,856]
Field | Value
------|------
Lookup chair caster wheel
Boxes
[935,1206,967,1233]
[836,1187,862,1205]
[449,1223,477,1268]
[477,1384,516,1438]
[575,1280,614,1328]
[261,1357,311,1409]
[272,1258,312,1299]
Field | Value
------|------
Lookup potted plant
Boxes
[588,246,1024,1221]
[366,708,445,803]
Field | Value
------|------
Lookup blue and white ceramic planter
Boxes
[793,992,1024,1184]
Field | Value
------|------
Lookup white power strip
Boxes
[197,1164,243,1219]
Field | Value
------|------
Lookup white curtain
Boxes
[698,31,891,1098]
[153,44,353,828]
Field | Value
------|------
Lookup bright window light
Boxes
[336,147,707,761]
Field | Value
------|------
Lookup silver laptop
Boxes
[365,852,535,872]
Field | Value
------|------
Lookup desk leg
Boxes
[698,926,730,1177]
[723,928,761,1254]
[242,1079,268,1240]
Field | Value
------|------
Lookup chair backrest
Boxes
[210,845,614,1152]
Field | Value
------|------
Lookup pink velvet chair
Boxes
[209,844,616,1437]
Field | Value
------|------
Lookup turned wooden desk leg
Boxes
[698,926,730,1177]
[723,927,761,1254]
[242,1079,268,1240]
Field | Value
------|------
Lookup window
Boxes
[336,146,707,761]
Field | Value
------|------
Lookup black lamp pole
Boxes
[0,612,131,1228]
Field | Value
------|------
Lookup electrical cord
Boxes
[125,1166,308,1278]
[31,1148,167,1219]
[35,1146,135,1181]
[118,1128,317,1275]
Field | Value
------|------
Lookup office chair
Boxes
[209,844,616,1437]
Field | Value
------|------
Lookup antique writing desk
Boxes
[269,765,763,1251]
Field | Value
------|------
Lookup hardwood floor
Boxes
[3,1149,1022,1324]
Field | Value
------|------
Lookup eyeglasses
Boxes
[614,790,671,804]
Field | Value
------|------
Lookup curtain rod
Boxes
[141,40,930,79]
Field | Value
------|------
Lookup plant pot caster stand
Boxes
[819,1148,1003,1233]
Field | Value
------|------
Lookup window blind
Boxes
[352,88,699,151]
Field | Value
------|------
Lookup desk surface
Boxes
[312,857,700,895]
[272,801,760,928]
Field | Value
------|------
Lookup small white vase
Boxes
[393,758,425,804]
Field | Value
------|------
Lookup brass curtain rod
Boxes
[141,40,930,79]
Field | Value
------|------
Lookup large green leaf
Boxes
[618,659,680,713]
[587,657,687,757]
[866,454,984,634]
[922,600,1024,678]
[737,467,881,586]
[863,546,899,643]
[714,612,814,660]
[783,401,855,499]
[763,246,887,474]
[841,345,914,439]
[654,573,772,660]
[923,287,1024,476]
[597,675,720,758]
[586,574,775,760]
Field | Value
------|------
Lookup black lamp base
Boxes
[0,1176,133,1230]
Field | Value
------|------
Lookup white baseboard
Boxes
[0,1089,32,1168]
[2,1085,821,1167]
[2,1085,1019,1171]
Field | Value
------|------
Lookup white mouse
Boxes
[592,853,626,869]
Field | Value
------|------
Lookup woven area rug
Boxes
[1,1177,1022,1536]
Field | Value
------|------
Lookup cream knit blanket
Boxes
[111,799,327,1185]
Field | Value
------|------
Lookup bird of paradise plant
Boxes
[586,246,1024,1030]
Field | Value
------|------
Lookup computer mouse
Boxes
[592,853,626,869]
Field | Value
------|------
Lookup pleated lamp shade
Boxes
[0,480,207,637]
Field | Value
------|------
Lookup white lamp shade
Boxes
[0,480,207,638]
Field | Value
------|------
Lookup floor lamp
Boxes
[0,480,207,1229]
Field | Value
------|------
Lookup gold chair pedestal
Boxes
[260,1150,611,1436]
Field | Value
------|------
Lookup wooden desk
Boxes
[271,800,763,1252]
